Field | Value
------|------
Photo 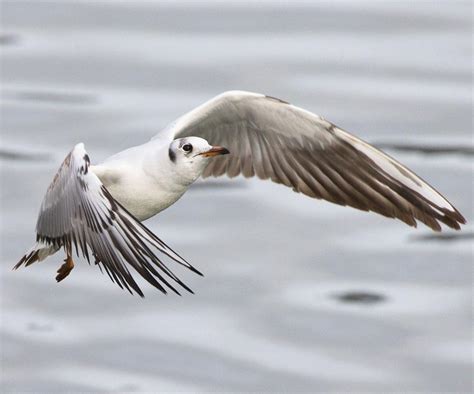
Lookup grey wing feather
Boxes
[170,91,465,231]
[33,143,201,296]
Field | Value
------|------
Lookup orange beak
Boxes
[199,146,230,158]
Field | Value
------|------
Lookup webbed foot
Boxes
[56,255,74,282]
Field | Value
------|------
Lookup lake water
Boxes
[1,1,472,392]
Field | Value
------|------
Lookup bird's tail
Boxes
[14,241,60,270]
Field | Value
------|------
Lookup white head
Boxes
[167,137,229,185]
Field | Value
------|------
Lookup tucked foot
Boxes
[56,255,74,282]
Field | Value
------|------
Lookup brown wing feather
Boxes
[172,91,465,231]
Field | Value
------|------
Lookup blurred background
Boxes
[1,1,472,392]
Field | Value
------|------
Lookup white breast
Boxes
[91,143,188,221]
[105,172,186,221]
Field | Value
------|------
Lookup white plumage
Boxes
[16,91,465,296]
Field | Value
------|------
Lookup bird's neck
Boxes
[144,143,205,191]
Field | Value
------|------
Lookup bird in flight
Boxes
[15,91,466,296]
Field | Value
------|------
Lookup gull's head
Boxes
[168,137,229,184]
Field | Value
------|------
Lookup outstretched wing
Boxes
[169,91,465,231]
[25,143,201,296]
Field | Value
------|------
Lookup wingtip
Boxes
[188,265,204,277]
[438,207,466,231]
[179,281,195,295]
[453,210,467,225]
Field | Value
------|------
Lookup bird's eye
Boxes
[182,143,193,153]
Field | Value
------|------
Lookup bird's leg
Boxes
[56,249,74,282]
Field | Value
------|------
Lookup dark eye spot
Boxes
[182,143,193,152]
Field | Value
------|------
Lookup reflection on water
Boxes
[0,147,52,162]
[0,33,20,46]
[2,89,97,105]
[375,142,474,157]
[411,231,474,243]
[1,1,472,393]
[332,291,387,305]
[26,322,54,333]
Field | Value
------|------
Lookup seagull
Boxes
[15,91,466,296]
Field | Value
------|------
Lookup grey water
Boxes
[0,1,472,392]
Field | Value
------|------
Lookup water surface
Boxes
[1,1,472,392]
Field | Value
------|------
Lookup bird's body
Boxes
[15,91,466,296]
[92,141,187,221]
